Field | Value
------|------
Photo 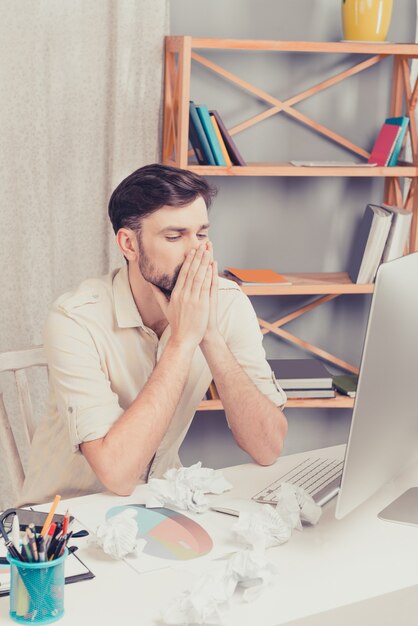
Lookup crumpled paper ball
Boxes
[145,463,233,513]
[275,482,322,527]
[162,549,278,624]
[226,549,278,602]
[232,482,321,551]
[89,508,144,559]
[162,569,236,625]
[232,505,292,551]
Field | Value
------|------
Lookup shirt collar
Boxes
[112,265,145,329]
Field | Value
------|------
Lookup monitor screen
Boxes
[336,252,418,519]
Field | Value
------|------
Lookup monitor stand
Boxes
[378,487,418,526]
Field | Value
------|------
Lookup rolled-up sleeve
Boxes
[221,286,287,408]
[44,306,123,453]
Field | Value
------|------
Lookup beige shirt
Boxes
[19,266,286,505]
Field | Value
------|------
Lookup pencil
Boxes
[40,494,61,538]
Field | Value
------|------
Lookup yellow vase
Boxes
[341,0,393,42]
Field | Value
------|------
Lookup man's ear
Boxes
[116,228,138,262]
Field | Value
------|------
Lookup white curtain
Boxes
[0,0,169,507]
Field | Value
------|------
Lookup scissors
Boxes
[0,508,22,561]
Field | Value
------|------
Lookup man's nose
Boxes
[188,236,205,250]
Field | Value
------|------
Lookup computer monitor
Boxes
[335,251,418,520]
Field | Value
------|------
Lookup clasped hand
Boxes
[150,242,219,349]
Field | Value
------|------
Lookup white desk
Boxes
[1,444,418,625]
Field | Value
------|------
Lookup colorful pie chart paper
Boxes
[106,505,213,569]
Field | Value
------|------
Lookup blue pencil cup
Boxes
[8,549,67,624]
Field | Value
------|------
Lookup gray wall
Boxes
[173,0,417,467]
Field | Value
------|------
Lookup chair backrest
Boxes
[0,346,47,495]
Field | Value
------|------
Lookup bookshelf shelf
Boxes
[186,38,418,56]
[198,393,354,411]
[177,164,418,177]
[235,272,374,296]
[163,35,418,411]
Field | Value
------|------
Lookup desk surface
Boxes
[1,444,418,626]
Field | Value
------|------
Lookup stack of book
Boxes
[332,374,358,398]
[224,267,291,286]
[269,358,335,399]
[348,203,413,284]
[189,101,246,166]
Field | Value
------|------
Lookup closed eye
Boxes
[165,232,209,242]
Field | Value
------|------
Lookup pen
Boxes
[209,505,240,517]
[5,539,24,562]
[53,522,62,540]
[50,537,66,561]
[62,509,70,537]
[38,536,46,562]
[26,528,39,562]
[11,514,20,551]
[44,522,56,555]
[21,534,32,562]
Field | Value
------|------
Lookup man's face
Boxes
[136,196,210,297]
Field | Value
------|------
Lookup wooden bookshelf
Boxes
[163,36,418,250]
[163,36,418,410]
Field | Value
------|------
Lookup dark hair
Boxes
[108,163,217,234]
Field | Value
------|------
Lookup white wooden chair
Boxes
[0,346,47,496]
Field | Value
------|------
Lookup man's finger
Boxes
[191,249,211,292]
[172,248,196,293]
[183,244,207,291]
[211,260,219,294]
[199,263,213,298]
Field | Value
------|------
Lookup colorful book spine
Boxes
[367,123,401,166]
[209,110,246,166]
[189,101,216,165]
[385,116,409,166]
[210,114,232,166]
[196,104,227,166]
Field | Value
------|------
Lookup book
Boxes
[381,204,412,262]
[385,116,409,166]
[333,374,358,398]
[224,267,291,286]
[196,104,227,166]
[210,114,232,166]
[290,161,376,167]
[189,101,216,165]
[268,358,333,390]
[348,204,393,284]
[284,389,336,398]
[367,123,401,166]
[209,110,246,166]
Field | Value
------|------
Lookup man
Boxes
[19,164,287,505]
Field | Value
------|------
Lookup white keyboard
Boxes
[252,457,344,507]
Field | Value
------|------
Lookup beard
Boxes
[137,244,182,298]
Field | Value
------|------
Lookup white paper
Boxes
[146,463,233,513]
[233,505,292,550]
[89,508,144,559]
